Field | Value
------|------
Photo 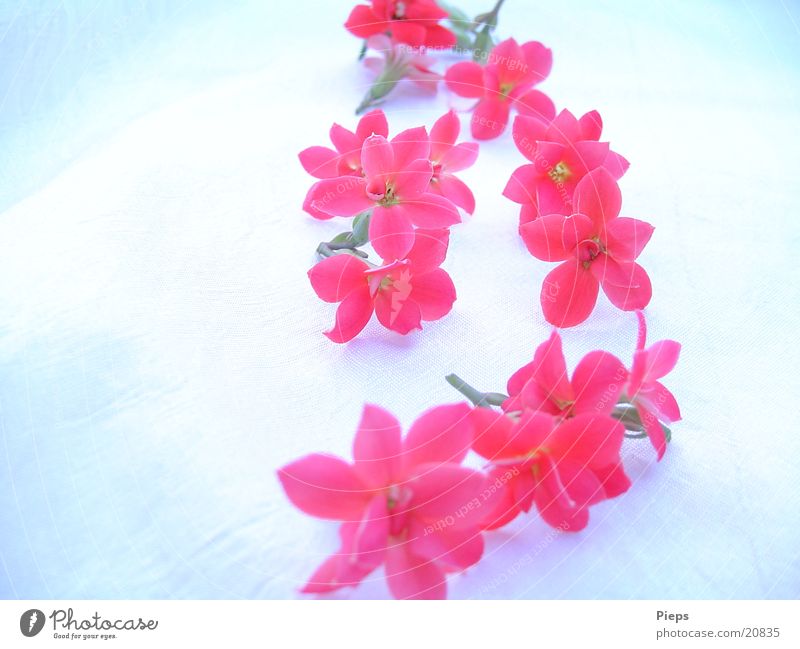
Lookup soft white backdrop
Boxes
[1,0,799,599]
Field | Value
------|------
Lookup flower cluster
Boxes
[501,105,650,327]
[344,0,548,122]
[277,313,681,598]
[300,109,478,342]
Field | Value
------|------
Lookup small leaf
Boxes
[351,211,372,246]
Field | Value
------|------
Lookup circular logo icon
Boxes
[20,609,45,637]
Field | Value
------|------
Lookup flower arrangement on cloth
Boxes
[300,109,478,342]
[277,313,682,598]
[342,0,557,129]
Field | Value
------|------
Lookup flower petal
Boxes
[353,404,403,489]
[444,61,486,98]
[546,109,581,144]
[324,285,374,343]
[573,167,622,230]
[570,351,628,415]
[356,108,389,141]
[410,268,456,321]
[534,456,603,531]
[439,141,479,172]
[604,217,655,261]
[347,495,390,570]
[309,176,372,217]
[396,192,461,228]
[393,157,433,199]
[512,114,550,161]
[513,88,556,122]
[502,163,543,205]
[544,413,625,469]
[520,213,593,262]
[407,518,484,570]
[595,258,653,311]
[528,329,573,405]
[385,543,447,600]
[308,254,368,302]
[406,228,449,274]
[435,174,475,213]
[566,140,610,176]
[603,150,630,179]
[592,461,632,499]
[374,285,422,334]
[278,453,370,520]
[408,464,487,530]
[430,110,460,160]
[344,4,384,39]
[391,126,431,171]
[520,40,553,84]
[403,403,473,470]
[470,97,510,140]
[369,205,415,261]
[637,403,667,460]
[298,146,341,179]
[578,110,603,141]
[361,134,395,179]
[540,258,600,328]
[479,466,523,530]
[643,340,681,381]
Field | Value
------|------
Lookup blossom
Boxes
[444,38,555,140]
[625,311,682,460]
[299,109,389,219]
[504,109,630,224]
[307,131,460,259]
[520,167,654,327]
[345,0,457,49]
[308,229,456,342]
[278,402,486,599]
[363,34,441,94]
[471,407,630,531]
[502,329,628,418]
[426,110,479,213]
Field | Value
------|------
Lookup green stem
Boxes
[316,241,368,259]
[445,374,507,408]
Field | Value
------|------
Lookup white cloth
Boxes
[1,0,799,599]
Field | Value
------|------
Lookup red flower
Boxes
[278,403,486,599]
[308,229,456,342]
[520,168,654,327]
[626,311,682,460]
[427,110,479,213]
[306,130,460,259]
[503,329,628,418]
[504,108,630,224]
[345,0,456,49]
[444,38,555,140]
[298,110,389,220]
[471,408,630,531]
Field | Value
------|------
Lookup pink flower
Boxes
[504,108,630,224]
[520,167,654,327]
[363,34,441,94]
[625,311,682,460]
[307,130,460,259]
[427,110,479,213]
[308,229,456,342]
[277,402,486,599]
[502,329,628,418]
[299,109,389,220]
[471,407,630,531]
[345,0,457,49]
[444,38,555,140]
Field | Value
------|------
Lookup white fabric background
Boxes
[1,0,799,599]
